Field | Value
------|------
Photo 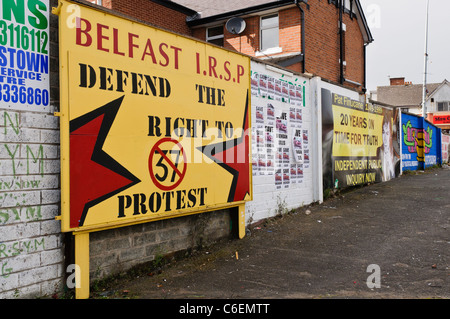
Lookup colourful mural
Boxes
[401,113,442,171]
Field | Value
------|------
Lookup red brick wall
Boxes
[108,0,192,36]
[102,0,112,9]
[192,27,206,42]
[224,16,259,56]
[279,8,301,56]
[341,9,365,89]
[220,9,300,58]
[303,2,339,82]
[302,0,364,89]
[390,77,406,86]
[103,0,366,91]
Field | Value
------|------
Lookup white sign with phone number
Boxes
[0,0,50,112]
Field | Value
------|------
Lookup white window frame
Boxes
[259,13,281,53]
[437,101,449,112]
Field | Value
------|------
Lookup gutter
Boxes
[186,0,295,27]
[354,0,374,44]
[294,0,308,74]
[362,43,368,93]
[150,0,197,16]
[339,0,344,84]
[339,0,363,89]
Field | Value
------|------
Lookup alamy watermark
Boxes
[66,264,81,289]
[366,264,381,289]
[366,4,381,29]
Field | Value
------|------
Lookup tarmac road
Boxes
[95,167,449,300]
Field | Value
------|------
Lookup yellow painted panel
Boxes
[57,0,252,232]
[331,95,384,158]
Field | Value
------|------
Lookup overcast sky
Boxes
[359,0,450,91]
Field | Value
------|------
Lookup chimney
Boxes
[390,77,405,86]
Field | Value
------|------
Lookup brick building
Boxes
[90,0,373,93]
[376,77,450,131]
[177,0,373,93]
[86,0,196,35]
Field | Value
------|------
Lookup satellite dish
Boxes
[226,17,246,35]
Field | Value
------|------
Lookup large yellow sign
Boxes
[331,94,383,158]
[328,93,385,187]
[57,0,252,232]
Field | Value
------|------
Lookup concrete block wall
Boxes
[0,0,64,298]
[89,209,234,281]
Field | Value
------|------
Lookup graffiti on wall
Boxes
[401,113,441,171]
[0,0,53,292]
[402,120,432,163]
[0,111,52,280]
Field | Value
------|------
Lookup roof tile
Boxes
[376,83,441,107]
[171,0,279,18]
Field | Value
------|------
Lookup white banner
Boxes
[0,0,50,112]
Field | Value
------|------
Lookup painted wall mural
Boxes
[322,89,400,190]
[401,113,442,171]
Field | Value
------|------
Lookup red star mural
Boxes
[198,92,251,202]
[69,96,140,228]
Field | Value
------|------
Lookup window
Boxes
[260,14,279,51]
[329,0,356,16]
[341,25,346,64]
[206,26,224,47]
[87,0,102,5]
[437,102,449,112]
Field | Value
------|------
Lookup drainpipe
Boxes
[339,0,344,84]
[295,0,306,74]
[362,43,367,94]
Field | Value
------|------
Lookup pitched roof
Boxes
[151,0,197,15]
[169,0,278,18]
[170,0,373,43]
[376,82,441,107]
[427,79,450,97]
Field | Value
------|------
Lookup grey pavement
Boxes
[96,167,450,300]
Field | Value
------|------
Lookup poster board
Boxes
[57,0,252,232]
[322,89,399,189]
[250,65,308,188]
[401,113,442,171]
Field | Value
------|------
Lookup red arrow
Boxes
[198,92,251,202]
[69,96,140,228]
